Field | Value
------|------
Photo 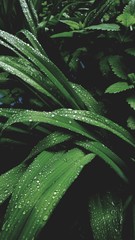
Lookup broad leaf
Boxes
[117,13,135,27]
[108,55,127,80]
[0,164,26,204]
[127,95,135,110]
[127,116,135,130]
[105,82,134,94]
[0,149,95,239]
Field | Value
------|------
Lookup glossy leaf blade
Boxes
[0,149,95,239]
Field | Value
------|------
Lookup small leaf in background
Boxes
[60,20,81,30]
[86,23,120,31]
[105,82,134,94]
[0,72,9,83]
[117,13,135,27]
[89,192,123,240]
[127,95,135,110]
[51,31,74,38]
[127,116,135,130]
[99,56,110,76]
[108,55,127,80]
[128,73,135,84]
[125,48,135,57]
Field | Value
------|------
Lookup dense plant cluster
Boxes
[0,1,135,239]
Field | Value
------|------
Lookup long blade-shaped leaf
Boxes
[25,131,72,161]
[0,149,95,239]
[19,0,38,36]
[0,164,26,205]
[0,30,85,109]
[0,56,63,107]
[1,108,96,140]
[2,108,135,147]
[76,140,128,182]
[55,109,135,147]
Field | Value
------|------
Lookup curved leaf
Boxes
[0,149,95,239]
[2,108,135,147]
[0,164,26,205]
[76,140,128,182]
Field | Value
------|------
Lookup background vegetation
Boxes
[0,0,135,239]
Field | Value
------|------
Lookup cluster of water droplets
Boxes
[89,193,123,240]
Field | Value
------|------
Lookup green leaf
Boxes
[71,83,103,113]
[60,20,80,30]
[51,31,74,38]
[108,55,127,80]
[0,150,95,239]
[127,116,135,130]
[86,23,120,31]
[128,73,135,84]
[0,56,63,107]
[76,140,128,182]
[25,131,72,161]
[2,108,135,147]
[89,193,123,240]
[0,30,85,109]
[99,56,110,76]
[125,48,135,57]
[0,72,9,83]
[0,164,26,205]
[127,95,135,110]
[20,30,47,56]
[117,13,135,27]
[105,82,134,94]
[54,109,135,147]
[19,0,38,35]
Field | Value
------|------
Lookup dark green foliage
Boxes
[0,0,135,239]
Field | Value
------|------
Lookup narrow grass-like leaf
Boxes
[0,56,63,107]
[25,131,72,161]
[0,30,85,109]
[54,109,135,147]
[20,30,47,56]
[0,164,26,205]
[86,23,120,31]
[2,108,135,147]
[2,109,96,140]
[71,83,103,113]
[0,138,26,145]
[19,0,38,35]
[76,140,128,182]
[0,149,95,239]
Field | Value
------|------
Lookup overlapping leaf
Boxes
[0,149,95,240]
